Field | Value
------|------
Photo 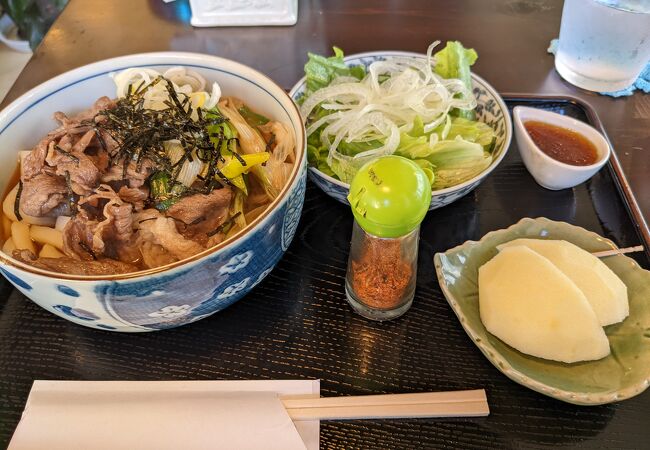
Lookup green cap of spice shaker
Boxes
[347,155,432,238]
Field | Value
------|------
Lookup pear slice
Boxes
[479,246,610,363]
[498,239,628,326]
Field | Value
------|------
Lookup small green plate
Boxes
[433,217,650,405]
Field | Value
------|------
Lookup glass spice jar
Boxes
[345,155,432,321]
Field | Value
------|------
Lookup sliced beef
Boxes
[22,137,50,181]
[94,129,120,157]
[14,250,138,275]
[137,213,204,264]
[82,186,133,242]
[133,208,161,225]
[28,114,93,172]
[20,173,69,217]
[101,158,156,188]
[21,125,75,181]
[86,96,117,121]
[118,186,149,211]
[85,144,111,172]
[205,232,227,249]
[167,188,232,246]
[139,240,178,268]
[63,185,138,264]
[46,133,101,195]
[53,96,116,129]
[108,203,133,242]
[62,212,100,261]
[22,98,115,195]
[167,188,232,225]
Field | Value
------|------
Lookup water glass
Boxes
[555,0,650,92]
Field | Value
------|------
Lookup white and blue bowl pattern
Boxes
[0,52,306,332]
[289,51,513,210]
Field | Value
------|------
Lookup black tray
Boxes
[1,96,649,449]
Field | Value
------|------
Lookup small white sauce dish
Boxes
[513,106,611,190]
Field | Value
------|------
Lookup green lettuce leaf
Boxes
[330,156,369,184]
[396,132,491,189]
[426,137,486,169]
[432,161,491,190]
[407,116,426,137]
[395,133,433,160]
[396,134,486,167]
[412,159,435,186]
[446,117,495,148]
[304,47,366,96]
[427,137,492,189]
[434,41,478,120]
[338,140,383,157]
[307,143,336,178]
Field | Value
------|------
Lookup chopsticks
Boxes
[592,245,644,258]
[281,389,489,421]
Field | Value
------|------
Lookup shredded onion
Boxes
[300,42,477,171]
[111,67,221,112]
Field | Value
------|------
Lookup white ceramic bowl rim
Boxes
[513,106,611,171]
[0,51,306,281]
[289,50,513,195]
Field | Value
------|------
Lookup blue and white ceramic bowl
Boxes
[289,51,512,210]
[0,52,306,332]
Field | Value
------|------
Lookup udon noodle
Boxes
[1,67,295,275]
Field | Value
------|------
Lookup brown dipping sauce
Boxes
[524,121,598,166]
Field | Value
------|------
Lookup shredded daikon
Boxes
[300,42,477,176]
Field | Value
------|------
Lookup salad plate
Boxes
[289,50,512,210]
[434,217,650,405]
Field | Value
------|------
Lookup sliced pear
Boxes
[479,246,610,363]
[498,238,628,326]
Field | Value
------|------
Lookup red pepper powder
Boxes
[350,237,413,309]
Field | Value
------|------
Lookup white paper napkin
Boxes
[9,379,320,450]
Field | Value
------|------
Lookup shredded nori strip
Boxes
[265,133,276,153]
[93,76,239,206]
[93,128,108,152]
[54,145,80,165]
[232,147,246,166]
[207,212,241,237]
[64,171,78,216]
[213,168,234,186]
[14,180,23,221]
[78,241,97,260]
[189,216,206,225]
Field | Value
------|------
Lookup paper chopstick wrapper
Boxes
[9,380,320,450]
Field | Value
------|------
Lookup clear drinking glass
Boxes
[555,0,650,92]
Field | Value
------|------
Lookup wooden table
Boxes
[1,1,649,448]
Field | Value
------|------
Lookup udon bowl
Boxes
[289,51,512,210]
[0,52,307,332]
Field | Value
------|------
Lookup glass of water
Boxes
[555,0,650,92]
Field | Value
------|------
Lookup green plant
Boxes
[1,0,67,49]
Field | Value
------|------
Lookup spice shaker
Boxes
[345,155,432,321]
